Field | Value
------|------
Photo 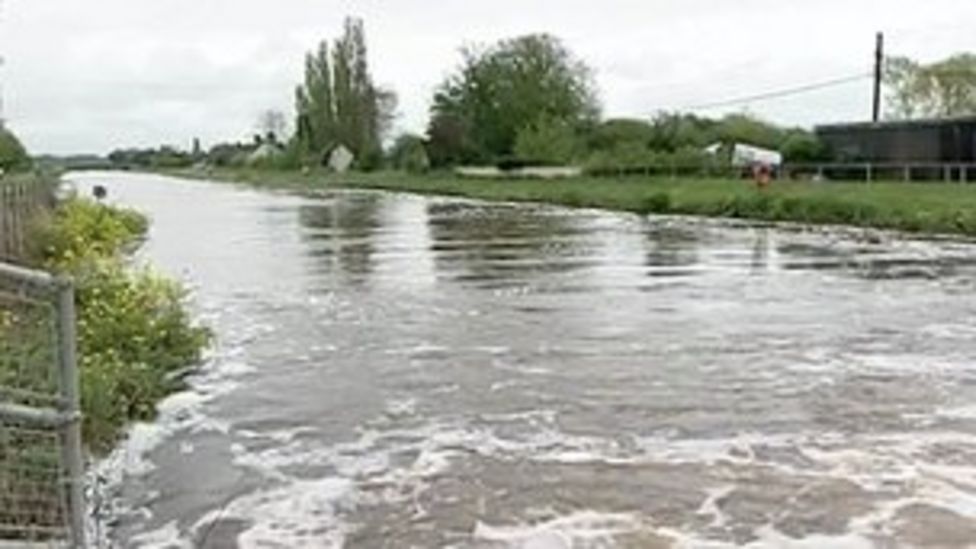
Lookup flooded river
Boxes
[69,173,976,548]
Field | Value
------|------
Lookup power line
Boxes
[674,72,873,112]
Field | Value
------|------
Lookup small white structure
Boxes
[328,145,355,173]
[247,143,282,165]
[731,143,782,168]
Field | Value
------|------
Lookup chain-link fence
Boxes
[0,262,85,548]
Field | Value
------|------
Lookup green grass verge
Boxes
[164,167,976,236]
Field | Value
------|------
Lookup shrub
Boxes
[639,192,672,214]
[514,116,581,166]
[28,197,211,452]
[389,134,431,173]
[74,261,210,450]
[30,197,149,266]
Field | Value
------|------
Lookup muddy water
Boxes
[69,173,976,548]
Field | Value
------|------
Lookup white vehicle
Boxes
[731,143,783,167]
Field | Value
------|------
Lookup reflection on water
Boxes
[67,173,976,548]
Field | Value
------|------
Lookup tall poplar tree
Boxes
[294,18,395,168]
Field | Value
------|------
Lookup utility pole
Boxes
[873,31,884,123]
[0,0,6,129]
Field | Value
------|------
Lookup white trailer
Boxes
[731,143,782,167]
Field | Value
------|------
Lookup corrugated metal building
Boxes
[817,116,976,164]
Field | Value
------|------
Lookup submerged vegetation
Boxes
[29,198,210,451]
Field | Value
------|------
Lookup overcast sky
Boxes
[2,0,975,155]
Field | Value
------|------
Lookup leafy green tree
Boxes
[427,113,478,167]
[647,113,719,151]
[885,54,976,119]
[514,116,581,165]
[388,134,431,173]
[0,127,31,172]
[588,118,656,151]
[780,131,827,163]
[428,34,600,166]
[294,17,396,169]
[714,114,785,150]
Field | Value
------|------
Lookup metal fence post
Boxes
[56,278,86,548]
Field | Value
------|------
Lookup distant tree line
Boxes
[117,20,958,175]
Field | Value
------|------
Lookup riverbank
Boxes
[165,167,976,237]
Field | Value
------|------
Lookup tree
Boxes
[780,131,827,163]
[257,110,288,144]
[588,119,656,151]
[0,127,30,172]
[647,112,718,151]
[885,54,976,119]
[294,17,396,168]
[714,114,785,150]
[514,116,580,165]
[428,34,600,166]
[388,134,430,173]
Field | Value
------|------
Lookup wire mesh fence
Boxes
[0,176,55,265]
[0,263,84,548]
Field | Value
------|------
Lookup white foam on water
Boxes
[936,404,976,420]
[659,524,878,549]
[696,486,735,529]
[384,397,418,418]
[95,357,248,481]
[92,352,256,542]
[193,478,354,549]
[126,520,186,549]
[207,389,976,548]
[473,511,643,549]
[748,526,877,549]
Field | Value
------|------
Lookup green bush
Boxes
[639,192,672,214]
[29,197,210,452]
[514,116,581,166]
[75,261,210,450]
[389,134,431,173]
[30,197,149,265]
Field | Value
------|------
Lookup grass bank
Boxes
[167,167,976,237]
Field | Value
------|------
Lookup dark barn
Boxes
[817,116,976,164]
[815,116,976,181]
